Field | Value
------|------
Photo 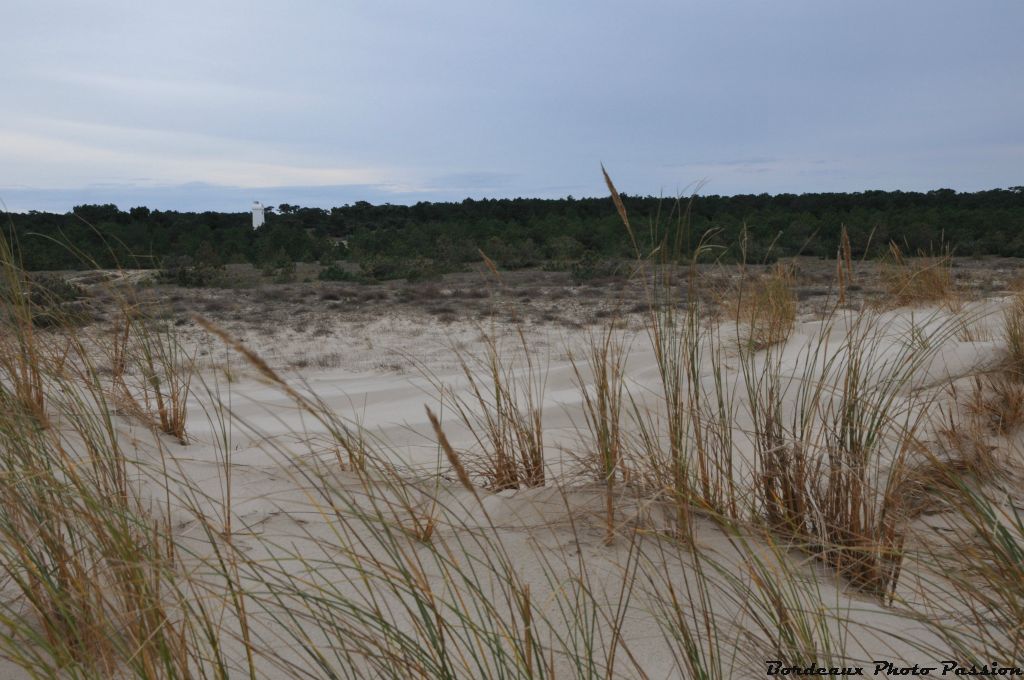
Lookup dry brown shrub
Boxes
[880,243,957,308]
[900,422,1002,518]
[967,374,1024,435]
[728,262,797,350]
[1003,291,1024,377]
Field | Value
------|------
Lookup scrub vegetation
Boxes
[4,187,1024,281]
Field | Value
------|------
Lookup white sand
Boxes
[11,296,1020,677]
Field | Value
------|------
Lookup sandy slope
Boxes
[184,298,1008,476]
[18,296,1016,677]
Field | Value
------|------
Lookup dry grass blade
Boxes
[426,405,478,500]
[836,225,853,306]
[477,248,504,284]
[602,164,630,233]
[602,164,642,257]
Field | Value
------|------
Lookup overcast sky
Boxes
[2,1,1022,212]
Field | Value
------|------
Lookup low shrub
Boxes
[359,256,445,282]
[728,263,797,350]
[318,264,357,282]
[158,256,227,288]
[880,243,956,307]
[570,252,622,285]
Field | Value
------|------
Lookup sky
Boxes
[2,1,1022,212]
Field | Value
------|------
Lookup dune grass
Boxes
[568,326,629,544]
[1003,289,1024,377]
[424,325,548,491]
[111,307,196,444]
[880,242,957,308]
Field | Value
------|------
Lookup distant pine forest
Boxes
[4,188,1024,282]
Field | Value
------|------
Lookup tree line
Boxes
[4,188,1024,278]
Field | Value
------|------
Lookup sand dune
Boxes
[88,294,1010,677]
[3,258,1022,678]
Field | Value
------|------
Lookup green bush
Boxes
[318,264,356,282]
[273,260,296,284]
[359,256,444,282]
[570,252,622,285]
[158,256,226,287]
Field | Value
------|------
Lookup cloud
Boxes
[0,122,396,189]
[1,0,1021,208]
[42,70,293,107]
[424,171,519,192]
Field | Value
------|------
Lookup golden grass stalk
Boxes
[426,405,477,500]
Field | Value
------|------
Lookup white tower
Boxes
[252,201,265,230]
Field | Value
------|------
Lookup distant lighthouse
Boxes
[252,201,265,230]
